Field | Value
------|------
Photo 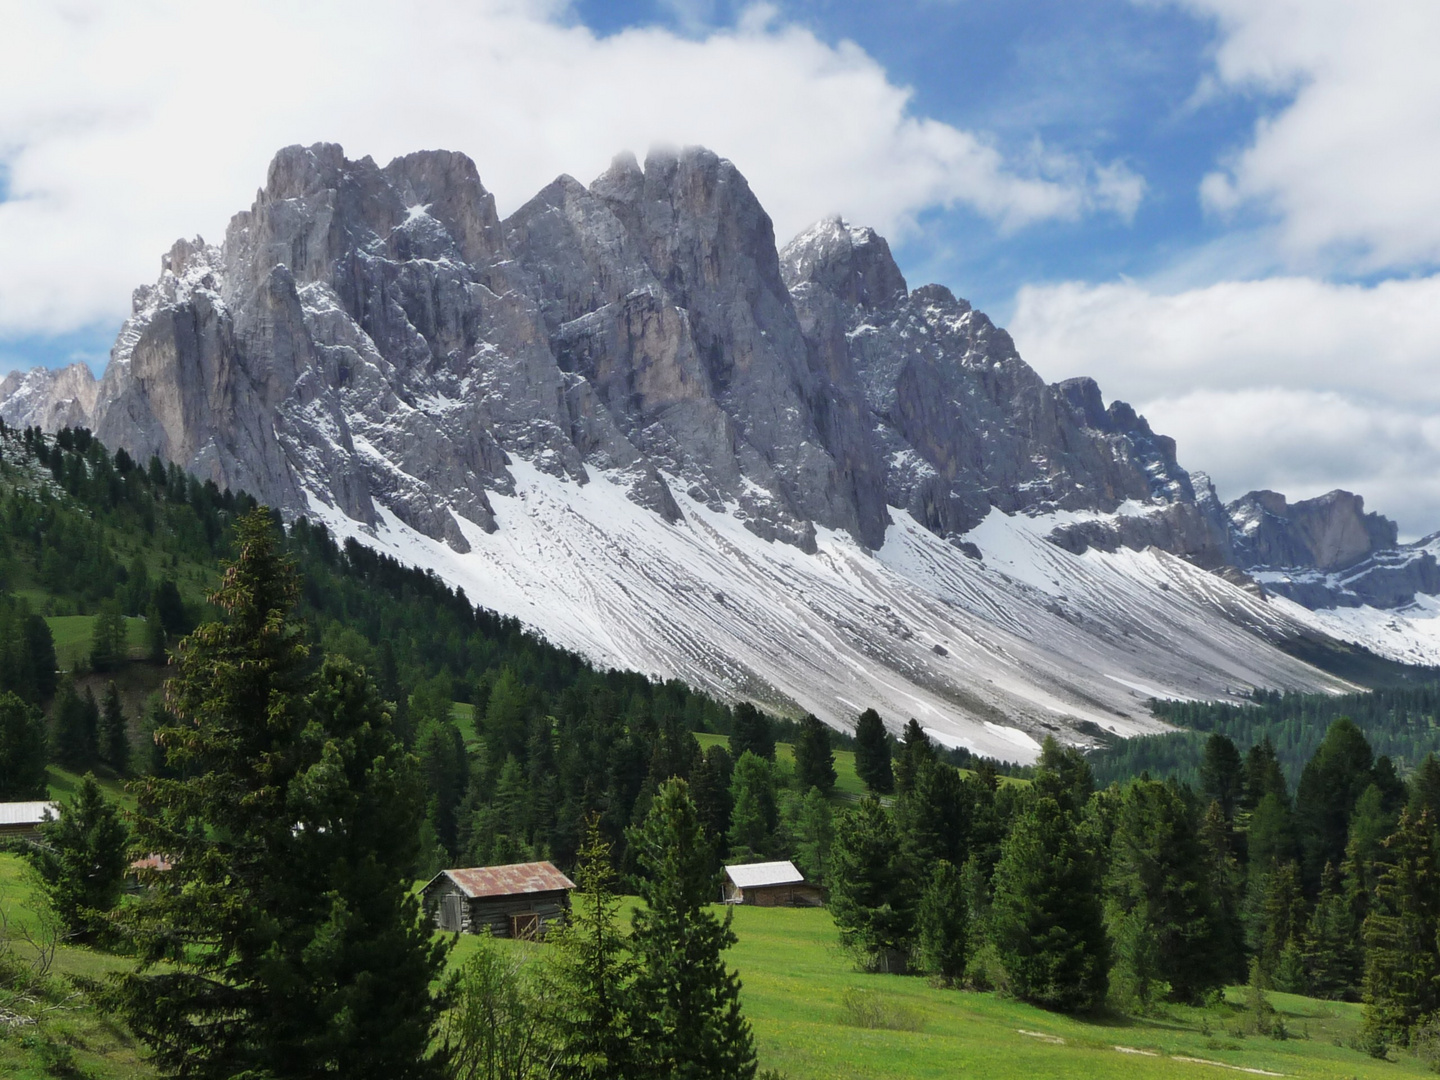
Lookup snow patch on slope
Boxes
[303,460,1357,763]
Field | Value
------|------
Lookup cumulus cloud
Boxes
[1166,0,1440,271]
[1009,275,1440,536]
[0,0,1137,338]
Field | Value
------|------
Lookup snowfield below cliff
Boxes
[304,461,1356,762]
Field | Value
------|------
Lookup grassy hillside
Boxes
[3,850,1432,1079]
[457,900,1421,1079]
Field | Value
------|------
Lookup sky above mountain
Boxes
[2,0,1437,535]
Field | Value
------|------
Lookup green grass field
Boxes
[44,613,151,672]
[695,731,872,801]
[2,852,1430,1079]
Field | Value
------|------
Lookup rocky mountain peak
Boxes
[779,216,909,310]
[1227,488,1398,571]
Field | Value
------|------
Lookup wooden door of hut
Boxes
[441,893,463,932]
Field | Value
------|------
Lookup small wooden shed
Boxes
[0,801,58,843]
[721,860,822,907]
[422,861,575,939]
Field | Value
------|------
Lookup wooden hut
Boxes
[721,860,821,907]
[0,801,58,843]
[421,861,575,939]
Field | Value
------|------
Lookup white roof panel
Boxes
[0,802,58,826]
[725,860,804,888]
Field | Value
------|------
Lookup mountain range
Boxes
[5,142,1439,760]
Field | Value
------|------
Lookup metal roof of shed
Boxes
[724,860,805,888]
[431,861,576,899]
[0,802,58,826]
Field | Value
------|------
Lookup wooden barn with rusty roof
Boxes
[421,861,576,939]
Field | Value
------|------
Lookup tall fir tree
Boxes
[826,797,917,972]
[31,773,129,942]
[891,719,935,797]
[990,793,1109,1012]
[793,714,837,796]
[1304,862,1360,1000]
[1296,718,1377,892]
[690,743,734,854]
[1199,733,1245,820]
[728,703,775,762]
[727,751,778,860]
[1243,737,1288,810]
[1105,780,1227,1004]
[50,678,99,769]
[109,510,448,1080]
[1034,736,1095,815]
[1409,753,1440,823]
[896,756,971,868]
[545,818,636,1080]
[852,708,894,794]
[914,859,969,984]
[89,599,128,672]
[630,779,756,1080]
[97,680,129,774]
[0,690,49,799]
[1198,800,1247,985]
[1362,809,1440,1051]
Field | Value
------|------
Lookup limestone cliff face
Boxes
[1,141,1412,610]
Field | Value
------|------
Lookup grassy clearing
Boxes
[725,903,1422,1080]
[0,855,153,1079]
[468,901,1423,1079]
[44,614,151,672]
[694,731,871,802]
[46,767,136,813]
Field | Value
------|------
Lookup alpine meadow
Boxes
[5,4,1440,1077]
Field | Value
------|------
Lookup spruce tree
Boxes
[50,678,99,769]
[729,703,775,762]
[990,794,1109,1012]
[97,680,129,774]
[896,756,971,868]
[793,714,837,796]
[546,818,636,1080]
[1199,733,1244,820]
[1243,737,1287,810]
[727,751,778,859]
[892,719,935,796]
[1362,809,1440,1051]
[1034,736,1094,815]
[780,785,834,886]
[109,510,448,1080]
[31,772,128,942]
[630,779,757,1080]
[827,797,916,972]
[1409,753,1440,823]
[690,744,734,851]
[0,691,49,799]
[89,600,129,672]
[853,708,894,794]
[415,714,468,855]
[1105,780,1225,1004]
[1198,800,1247,984]
[915,859,969,984]
[1296,718,1376,891]
[1304,862,1360,999]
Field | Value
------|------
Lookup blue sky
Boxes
[2,0,1439,533]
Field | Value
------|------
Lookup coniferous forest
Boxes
[10,423,1440,1073]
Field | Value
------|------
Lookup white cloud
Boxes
[0,0,1137,337]
[1166,0,1440,271]
[1009,275,1440,536]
